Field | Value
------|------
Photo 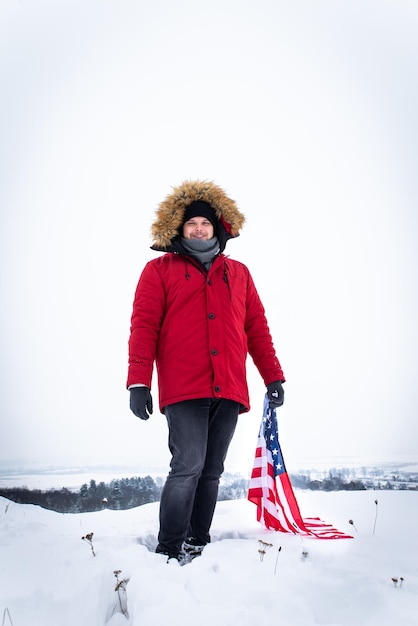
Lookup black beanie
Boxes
[182,200,217,229]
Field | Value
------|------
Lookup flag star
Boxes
[276,463,282,470]
[272,448,278,456]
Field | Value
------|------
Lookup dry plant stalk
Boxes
[114,570,129,616]
[81,532,96,557]
[258,540,273,562]
[274,546,282,575]
[348,519,358,533]
[373,499,379,535]
[2,607,14,626]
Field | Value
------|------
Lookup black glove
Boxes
[267,381,285,409]
[130,387,153,420]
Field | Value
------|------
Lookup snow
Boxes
[1,491,417,626]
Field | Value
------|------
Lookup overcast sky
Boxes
[1,0,417,474]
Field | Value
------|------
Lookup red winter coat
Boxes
[127,180,285,413]
[127,253,284,413]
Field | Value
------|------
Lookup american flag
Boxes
[248,396,353,539]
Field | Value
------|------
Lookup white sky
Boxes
[1,0,418,472]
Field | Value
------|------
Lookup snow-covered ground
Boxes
[1,490,417,626]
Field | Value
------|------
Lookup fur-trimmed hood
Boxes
[150,180,245,253]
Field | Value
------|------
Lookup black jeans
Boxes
[156,398,239,557]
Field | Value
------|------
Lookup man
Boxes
[127,180,285,563]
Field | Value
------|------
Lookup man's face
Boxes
[182,216,214,240]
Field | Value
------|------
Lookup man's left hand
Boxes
[266,381,285,409]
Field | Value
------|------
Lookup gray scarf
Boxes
[181,237,220,269]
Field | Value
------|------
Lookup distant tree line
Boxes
[0,474,250,514]
[0,476,162,513]
[290,473,367,491]
[1,471,415,513]
[290,471,417,491]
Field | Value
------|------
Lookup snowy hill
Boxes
[1,490,417,625]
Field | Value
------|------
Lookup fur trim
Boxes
[151,180,245,248]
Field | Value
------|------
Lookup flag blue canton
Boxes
[262,411,286,477]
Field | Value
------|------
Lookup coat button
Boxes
[211,349,218,356]
[215,385,221,392]
[208,313,215,319]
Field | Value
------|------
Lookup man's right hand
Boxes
[129,387,153,420]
